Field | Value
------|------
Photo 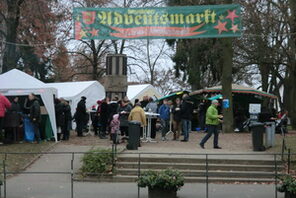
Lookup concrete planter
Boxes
[148,187,177,198]
[285,192,296,198]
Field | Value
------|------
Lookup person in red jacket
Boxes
[0,93,11,143]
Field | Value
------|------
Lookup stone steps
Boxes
[115,168,281,178]
[116,161,283,172]
[117,155,282,166]
[110,154,284,183]
[110,175,276,183]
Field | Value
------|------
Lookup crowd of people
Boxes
[0,93,42,144]
[0,92,289,148]
[72,94,225,149]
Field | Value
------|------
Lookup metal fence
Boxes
[0,150,294,198]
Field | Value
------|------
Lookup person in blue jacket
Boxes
[158,99,170,141]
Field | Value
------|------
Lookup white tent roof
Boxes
[127,84,163,102]
[46,81,100,98]
[127,84,150,100]
[46,81,105,114]
[0,69,58,141]
[0,69,49,89]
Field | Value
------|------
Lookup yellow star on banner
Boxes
[79,29,87,38]
[219,15,225,20]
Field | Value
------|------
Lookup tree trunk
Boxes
[91,40,97,80]
[259,64,270,108]
[2,0,23,73]
[221,0,234,133]
[221,37,234,133]
[287,0,296,129]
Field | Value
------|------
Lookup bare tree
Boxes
[127,39,171,86]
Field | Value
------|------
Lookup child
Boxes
[110,114,120,144]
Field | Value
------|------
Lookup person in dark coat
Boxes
[108,97,119,124]
[180,95,194,142]
[10,97,21,112]
[99,98,109,139]
[55,98,65,141]
[28,93,41,143]
[75,96,87,137]
[118,99,132,137]
[4,97,21,142]
[5,97,22,141]
[140,96,149,109]
[93,100,102,136]
[62,99,71,140]
[172,98,182,140]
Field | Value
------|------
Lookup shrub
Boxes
[137,169,184,191]
[278,175,296,194]
[81,148,113,176]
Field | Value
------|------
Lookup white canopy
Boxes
[127,84,163,103]
[46,81,105,115]
[0,69,58,141]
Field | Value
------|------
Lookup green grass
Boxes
[0,141,55,173]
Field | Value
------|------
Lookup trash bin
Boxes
[249,122,265,151]
[265,122,275,148]
[127,121,141,150]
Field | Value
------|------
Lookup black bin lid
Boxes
[249,121,264,128]
[128,121,141,125]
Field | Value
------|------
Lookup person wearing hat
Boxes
[199,100,223,149]
[75,96,87,137]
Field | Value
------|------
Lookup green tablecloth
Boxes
[40,115,53,140]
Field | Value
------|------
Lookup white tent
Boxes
[127,84,163,103]
[46,81,105,116]
[0,69,58,141]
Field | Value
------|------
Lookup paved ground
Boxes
[5,182,285,198]
[63,130,286,153]
[61,131,283,160]
[2,131,292,198]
